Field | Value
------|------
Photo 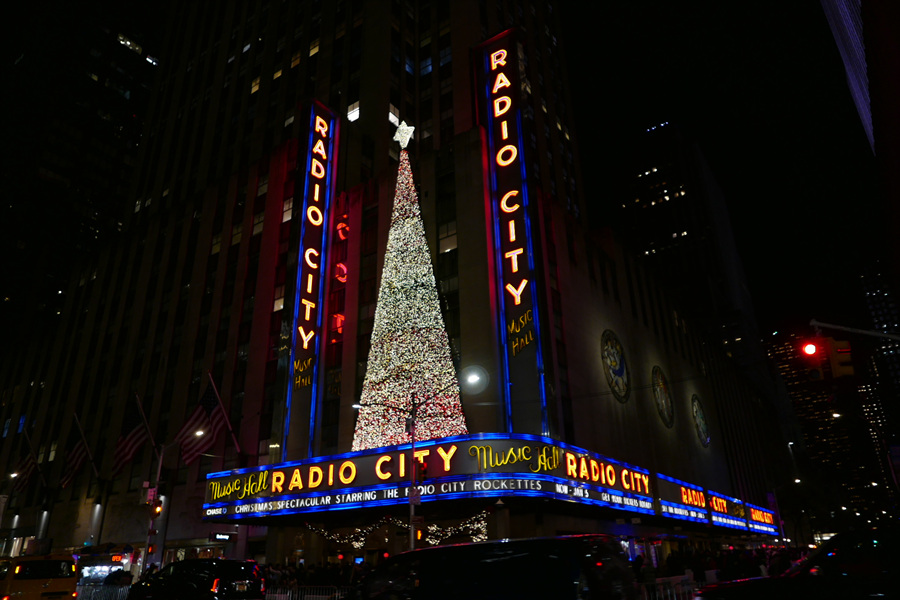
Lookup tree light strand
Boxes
[352,148,468,450]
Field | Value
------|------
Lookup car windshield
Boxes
[14,560,76,579]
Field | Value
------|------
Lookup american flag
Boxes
[175,385,228,465]
[111,409,151,475]
[12,453,36,493]
[59,438,90,488]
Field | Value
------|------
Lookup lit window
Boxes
[273,286,285,312]
[243,43,251,53]
[439,221,457,253]
[253,212,265,235]
[49,441,57,462]
[251,77,260,93]
[146,56,158,66]
[309,40,320,56]
[273,69,282,80]
[211,233,222,254]
[134,200,142,213]
[257,176,268,195]
[291,51,302,68]
[284,114,295,127]
[347,101,360,122]
[232,223,243,245]
[283,198,293,222]
[389,103,400,126]
[117,34,142,55]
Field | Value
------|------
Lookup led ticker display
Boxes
[476,30,548,435]
[746,502,778,535]
[708,490,748,530]
[656,473,710,524]
[203,434,654,520]
[285,101,339,457]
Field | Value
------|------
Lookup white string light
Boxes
[352,146,468,450]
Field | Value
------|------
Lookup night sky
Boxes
[562,2,881,335]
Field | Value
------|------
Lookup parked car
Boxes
[0,553,78,600]
[356,534,635,599]
[126,558,265,600]
[693,526,900,600]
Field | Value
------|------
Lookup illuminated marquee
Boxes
[203,434,777,536]
[656,473,710,524]
[746,502,778,535]
[203,434,655,519]
[285,102,339,456]
[708,490,748,530]
[478,30,548,434]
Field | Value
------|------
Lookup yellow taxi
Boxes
[0,554,78,600]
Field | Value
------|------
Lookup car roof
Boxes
[12,555,75,562]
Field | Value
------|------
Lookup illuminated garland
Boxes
[352,147,468,450]
[300,510,489,549]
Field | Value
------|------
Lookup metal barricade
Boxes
[267,586,353,599]
[636,577,695,600]
[76,585,132,600]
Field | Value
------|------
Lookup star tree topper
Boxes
[393,121,415,149]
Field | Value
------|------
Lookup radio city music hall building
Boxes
[0,1,786,567]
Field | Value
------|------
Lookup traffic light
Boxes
[827,338,855,378]
[799,337,855,380]
[800,339,825,380]
[419,460,429,481]
[152,498,163,516]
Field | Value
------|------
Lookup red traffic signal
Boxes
[800,339,825,380]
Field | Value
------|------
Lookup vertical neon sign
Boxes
[478,30,548,435]
[285,101,339,458]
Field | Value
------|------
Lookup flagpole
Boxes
[22,428,52,551]
[207,371,242,455]
[22,429,47,489]
[73,412,101,480]
[135,393,161,462]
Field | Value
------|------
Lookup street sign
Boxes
[410,516,424,525]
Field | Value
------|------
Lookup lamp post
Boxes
[353,369,484,550]
[354,393,433,551]
[406,394,435,551]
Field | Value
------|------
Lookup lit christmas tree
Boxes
[351,122,468,451]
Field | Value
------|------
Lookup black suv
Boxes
[126,558,265,600]
[357,534,635,599]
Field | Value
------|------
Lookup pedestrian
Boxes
[632,554,644,579]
